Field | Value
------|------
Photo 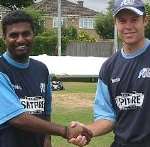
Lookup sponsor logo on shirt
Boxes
[12,84,22,90]
[111,78,120,83]
[20,96,45,114]
[138,68,150,79]
[115,91,144,110]
[40,83,46,93]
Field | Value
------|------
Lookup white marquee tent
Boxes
[31,54,107,77]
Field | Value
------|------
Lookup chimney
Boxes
[77,0,84,7]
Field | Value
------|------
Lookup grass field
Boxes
[51,82,113,147]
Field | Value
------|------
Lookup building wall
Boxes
[44,15,53,28]
[44,15,100,40]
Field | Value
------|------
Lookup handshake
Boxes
[64,122,93,146]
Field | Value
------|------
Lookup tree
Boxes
[23,7,45,35]
[95,11,114,39]
[107,0,114,12]
[0,0,34,10]
[94,0,114,39]
[145,3,150,39]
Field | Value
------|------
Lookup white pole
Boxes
[113,24,118,53]
[58,0,61,56]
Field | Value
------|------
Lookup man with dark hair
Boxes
[2,10,35,36]
[69,0,150,147]
[0,10,92,147]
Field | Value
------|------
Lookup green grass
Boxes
[60,82,97,93]
[51,82,113,147]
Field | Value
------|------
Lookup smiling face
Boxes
[4,22,34,62]
[115,9,148,52]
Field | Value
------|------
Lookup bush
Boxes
[62,26,78,40]
[78,31,96,42]
[32,35,57,56]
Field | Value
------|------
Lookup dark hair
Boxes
[2,10,34,36]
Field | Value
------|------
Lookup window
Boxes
[79,18,95,29]
[53,17,64,28]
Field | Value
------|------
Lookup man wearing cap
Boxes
[68,0,150,146]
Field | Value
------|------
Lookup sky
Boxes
[35,0,109,12]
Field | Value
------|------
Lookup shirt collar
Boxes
[3,51,30,69]
[121,39,150,59]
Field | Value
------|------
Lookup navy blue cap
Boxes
[113,0,145,16]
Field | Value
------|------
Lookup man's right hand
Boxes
[67,121,93,146]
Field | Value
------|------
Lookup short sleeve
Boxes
[0,72,26,125]
[93,79,116,122]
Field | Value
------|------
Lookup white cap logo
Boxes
[121,0,135,6]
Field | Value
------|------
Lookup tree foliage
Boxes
[62,26,78,40]
[78,31,96,42]
[32,30,58,56]
[94,0,114,39]
[0,0,33,10]
[145,3,150,39]
[107,0,115,12]
[32,29,70,56]
[23,7,45,35]
[95,11,114,39]
[62,26,96,42]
